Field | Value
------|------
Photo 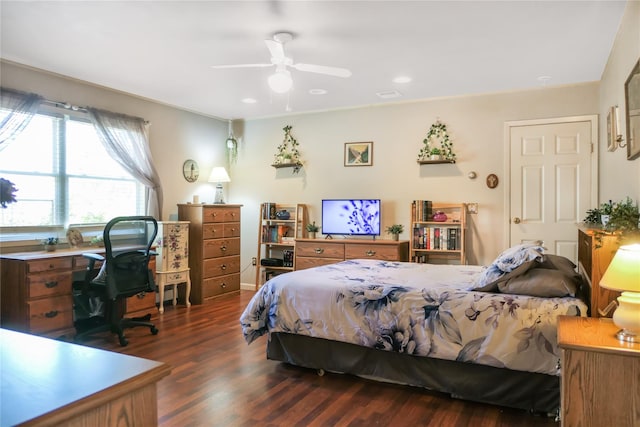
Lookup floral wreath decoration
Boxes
[417,120,456,162]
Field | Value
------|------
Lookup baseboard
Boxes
[240,282,256,291]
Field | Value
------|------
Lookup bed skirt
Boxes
[266,332,559,415]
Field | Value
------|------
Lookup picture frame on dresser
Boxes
[625,59,640,160]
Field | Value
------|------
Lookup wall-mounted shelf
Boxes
[417,160,456,165]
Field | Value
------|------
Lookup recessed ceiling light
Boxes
[309,89,327,95]
[242,98,257,104]
[393,76,412,84]
[376,90,402,99]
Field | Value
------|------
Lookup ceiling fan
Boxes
[211,32,352,93]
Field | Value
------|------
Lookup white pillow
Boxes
[475,243,545,287]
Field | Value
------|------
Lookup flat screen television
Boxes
[321,199,381,236]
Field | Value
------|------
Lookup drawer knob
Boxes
[220,245,227,252]
[220,264,227,270]
[220,282,227,288]
[136,292,146,299]
[45,310,58,318]
[45,281,58,288]
[365,250,376,257]
[314,248,324,254]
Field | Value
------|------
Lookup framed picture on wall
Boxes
[607,106,618,152]
[344,142,373,166]
[625,59,640,160]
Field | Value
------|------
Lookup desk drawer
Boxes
[203,238,240,258]
[203,256,240,278]
[27,257,73,273]
[126,291,156,314]
[202,273,240,298]
[28,295,74,334]
[345,244,399,261]
[27,272,72,298]
[296,241,344,259]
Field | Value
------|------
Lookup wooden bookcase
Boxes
[255,203,308,288]
[409,202,467,264]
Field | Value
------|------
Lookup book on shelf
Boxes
[412,200,433,221]
[412,226,460,251]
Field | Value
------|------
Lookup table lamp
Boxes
[599,243,640,342]
[208,167,230,204]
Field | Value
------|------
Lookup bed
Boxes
[240,244,589,414]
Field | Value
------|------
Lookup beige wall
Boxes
[598,0,640,202]
[233,84,599,283]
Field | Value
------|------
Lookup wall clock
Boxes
[182,159,199,183]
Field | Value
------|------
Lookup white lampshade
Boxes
[208,167,231,184]
[600,244,640,292]
[600,243,640,342]
[268,69,293,93]
[208,167,230,204]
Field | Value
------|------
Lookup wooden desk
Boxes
[1,247,157,339]
[0,328,171,426]
[558,316,640,426]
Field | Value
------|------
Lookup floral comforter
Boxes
[240,259,588,375]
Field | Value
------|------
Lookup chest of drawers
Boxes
[178,204,242,303]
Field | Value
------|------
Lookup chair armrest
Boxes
[83,252,105,262]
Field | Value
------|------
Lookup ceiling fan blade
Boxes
[291,63,352,78]
[264,39,285,61]
[211,63,274,69]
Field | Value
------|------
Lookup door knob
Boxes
[513,217,521,224]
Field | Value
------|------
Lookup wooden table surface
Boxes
[0,328,171,426]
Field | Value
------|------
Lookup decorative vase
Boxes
[44,244,56,252]
[432,211,448,222]
[275,210,290,220]
[283,158,292,164]
[601,215,610,226]
[308,232,316,239]
[430,154,442,161]
[391,234,399,241]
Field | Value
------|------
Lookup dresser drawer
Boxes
[202,273,240,298]
[27,295,74,334]
[224,222,241,238]
[203,238,240,258]
[203,206,241,223]
[27,272,72,299]
[126,291,156,314]
[296,257,340,271]
[296,241,345,259]
[203,256,241,278]
[345,244,400,261]
[27,257,73,273]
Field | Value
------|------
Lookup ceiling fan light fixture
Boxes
[268,69,293,93]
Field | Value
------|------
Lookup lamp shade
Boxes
[208,167,230,183]
[600,243,640,292]
[268,69,293,93]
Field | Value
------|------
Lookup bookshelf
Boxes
[410,201,466,264]
[255,203,308,288]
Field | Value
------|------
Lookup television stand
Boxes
[294,238,409,270]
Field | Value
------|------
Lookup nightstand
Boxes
[557,316,640,426]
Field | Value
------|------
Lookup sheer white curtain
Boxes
[0,88,43,151]
[88,108,163,218]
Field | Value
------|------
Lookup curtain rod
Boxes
[2,86,149,125]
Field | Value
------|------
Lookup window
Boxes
[0,108,144,229]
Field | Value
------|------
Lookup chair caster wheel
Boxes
[151,326,159,335]
[119,337,129,346]
[317,369,325,377]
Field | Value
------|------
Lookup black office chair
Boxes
[74,216,159,346]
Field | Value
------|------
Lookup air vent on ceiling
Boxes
[376,90,402,99]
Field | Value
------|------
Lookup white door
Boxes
[508,116,597,264]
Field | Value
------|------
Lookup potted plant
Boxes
[0,178,18,208]
[306,221,319,239]
[429,147,442,160]
[606,197,640,243]
[385,224,404,241]
[42,237,59,252]
[90,235,104,247]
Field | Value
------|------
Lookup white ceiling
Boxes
[0,1,628,121]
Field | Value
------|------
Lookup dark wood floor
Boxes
[80,290,558,426]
